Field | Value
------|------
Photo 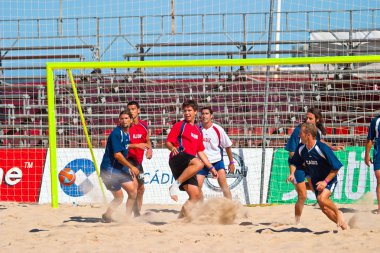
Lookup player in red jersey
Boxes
[166,100,217,218]
[127,101,152,217]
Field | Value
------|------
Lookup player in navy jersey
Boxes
[365,114,380,214]
[166,100,217,218]
[100,109,140,223]
[197,106,235,200]
[289,123,348,230]
[285,107,344,224]
[127,101,152,217]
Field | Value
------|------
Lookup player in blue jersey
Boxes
[100,109,140,223]
[365,114,380,214]
[285,107,344,224]
[289,123,348,230]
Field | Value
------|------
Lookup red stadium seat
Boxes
[335,127,349,135]
[354,126,367,135]
[252,127,263,135]
[287,127,295,135]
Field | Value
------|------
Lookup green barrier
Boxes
[268,147,376,204]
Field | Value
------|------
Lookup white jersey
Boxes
[200,123,233,163]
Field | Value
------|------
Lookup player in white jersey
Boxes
[197,107,235,199]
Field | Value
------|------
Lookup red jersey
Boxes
[127,119,148,164]
[166,120,205,156]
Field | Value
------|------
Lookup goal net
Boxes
[41,56,380,207]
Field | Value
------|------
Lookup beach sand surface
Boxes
[1,198,380,253]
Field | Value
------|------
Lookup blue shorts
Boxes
[293,168,310,184]
[100,167,133,192]
[197,160,225,176]
[374,155,380,171]
[313,178,338,198]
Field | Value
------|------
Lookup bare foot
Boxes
[295,215,301,225]
[337,211,349,230]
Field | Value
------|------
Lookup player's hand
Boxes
[146,147,153,159]
[286,174,295,184]
[130,166,140,178]
[316,180,327,191]
[331,145,344,151]
[171,147,179,156]
[210,168,218,179]
[228,163,235,174]
[365,155,373,167]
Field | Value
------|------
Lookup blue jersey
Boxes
[100,126,130,172]
[285,124,322,153]
[367,116,380,164]
[290,140,343,185]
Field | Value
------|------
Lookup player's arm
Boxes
[145,134,153,159]
[286,164,297,184]
[365,139,373,166]
[197,150,218,178]
[287,147,302,183]
[114,152,140,176]
[320,139,344,151]
[225,146,235,173]
[128,143,149,150]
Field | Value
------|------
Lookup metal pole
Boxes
[260,0,275,204]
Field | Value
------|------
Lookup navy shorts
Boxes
[197,160,225,176]
[100,167,133,192]
[374,153,380,171]
[169,152,199,190]
[293,168,310,184]
[128,157,145,184]
[313,178,338,197]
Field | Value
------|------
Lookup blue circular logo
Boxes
[60,158,96,197]
[204,152,248,191]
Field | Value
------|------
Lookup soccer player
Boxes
[197,106,235,199]
[99,109,140,223]
[285,107,343,224]
[166,100,217,217]
[364,113,380,214]
[289,123,348,230]
[127,101,152,217]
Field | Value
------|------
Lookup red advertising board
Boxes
[0,148,47,202]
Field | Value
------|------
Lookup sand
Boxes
[1,198,380,253]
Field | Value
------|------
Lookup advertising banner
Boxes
[268,147,376,204]
[0,148,46,202]
[39,148,273,205]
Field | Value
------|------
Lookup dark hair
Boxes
[301,122,318,139]
[119,109,133,119]
[127,100,140,109]
[182,99,198,111]
[201,106,213,114]
[305,107,326,135]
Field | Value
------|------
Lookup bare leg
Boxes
[133,181,145,217]
[375,170,380,214]
[294,182,307,225]
[217,169,232,199]
[121,179,138,217]
[103,189,124,222]
[178,184,201,220]
[317,189,348,230]
[196,174,206,202]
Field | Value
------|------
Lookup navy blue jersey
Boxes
[285,124,322,152]
[367,116,380,163]
[100,126,130,172]
[290,140,343,185]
